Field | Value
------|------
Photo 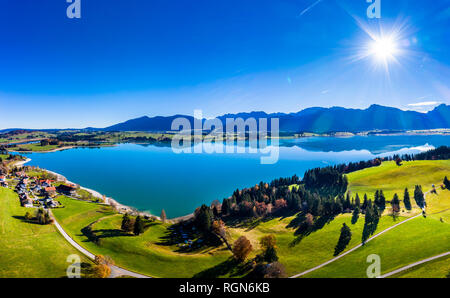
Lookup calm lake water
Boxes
[24,135,449,218]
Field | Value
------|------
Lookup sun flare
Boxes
[369,37,398,61]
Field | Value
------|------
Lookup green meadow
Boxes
[303,161,450,278]
[0,188,91,278]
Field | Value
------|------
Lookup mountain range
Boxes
[103,104,450,134]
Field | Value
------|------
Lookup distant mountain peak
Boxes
[102,104,450,133]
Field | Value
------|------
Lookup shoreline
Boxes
[17,158,193,223]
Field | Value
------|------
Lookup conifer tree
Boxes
[133,215,144,236]
[351,205,359,224]
[379,190,386,210]
[121,213,133,232]
[403,188,412,210]
[355,193,361,209]
[444,176,450,189]
[414,185,425,209]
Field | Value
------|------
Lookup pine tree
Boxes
[362,204,373,244]
[351,206,359,224]
[414,185,425,209]
[334,223,352,256]
[345,192,351,210]
[355,193,361,209]
[444,176,450,189]
[121,213,133,232]
[379,190,386,210]
[362,194,368,211]
[195,205,213,232]
[391,193,400,207]
[133,215,144,236]
[403,188,412,210]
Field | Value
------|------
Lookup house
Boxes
[0,175,5,182]
[56,184,78,196]
[39,179,53,187]
[43,186,57,197]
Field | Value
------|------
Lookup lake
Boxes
[23,135,449,218]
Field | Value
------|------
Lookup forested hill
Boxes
[103,104,450,133]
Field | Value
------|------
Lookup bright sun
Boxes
[369,37,398,61]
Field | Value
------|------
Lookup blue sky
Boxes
[0,0,449,128]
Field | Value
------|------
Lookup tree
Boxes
[232,236,253,262]
[351,205,360,224]
[403,188,412,211]
[379,190,386,210]
[194,205,214,232]
[121,213,134,232]
[362,194,368,211]
[354,193,361,209]
[414,185,425,209]
[36,208,52,225]
[133,215,144,235]
[91,264,111,278]
[391,193,400,208]
[91,256,114,278]
[334,223,352,256]
[212,220,232,251]
[160,209,167,223]
[444,176,450,190]
[260,235,277,251]
[391,193,401,218]
[260,235,278,263]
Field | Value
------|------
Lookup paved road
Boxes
[378,252,450,278]
[290,190,431,278]
[51,212,151,278]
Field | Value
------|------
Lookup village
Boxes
[1,169,80,210]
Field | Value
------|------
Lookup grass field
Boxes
[52,196,231,278]
[0,188,91,278]
[227,213,404,276]
[347,160,450,202]
[3,159,447,278]
[303,161,450,278]
[52,195,405,277]
[13,144,60,152]
[390,255,450,278]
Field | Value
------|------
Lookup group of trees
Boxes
[121,214,145,235]
[232,234,286,278]
[34,208,52,225]
[303,167,348,197]
[408,146,450,161]
[361,200,381,244]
